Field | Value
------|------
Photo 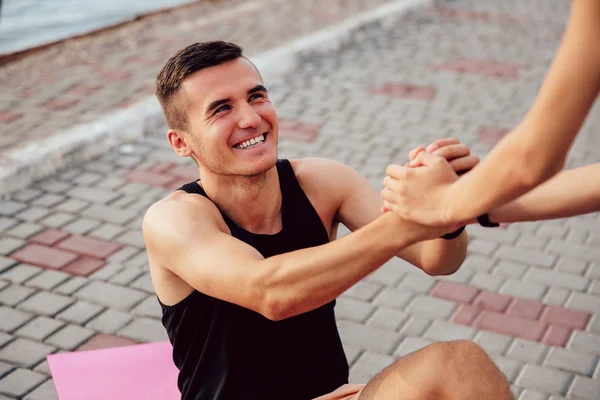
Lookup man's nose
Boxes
[238,104,261,129]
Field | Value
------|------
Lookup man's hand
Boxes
[381,138,479,227]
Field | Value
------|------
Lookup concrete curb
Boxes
[0,0,431,196]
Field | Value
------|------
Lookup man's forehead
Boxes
[182,58,263,102]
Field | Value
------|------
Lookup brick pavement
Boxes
[1,0,600,399]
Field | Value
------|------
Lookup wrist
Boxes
[440,183,461,226]
[380,212,418,248]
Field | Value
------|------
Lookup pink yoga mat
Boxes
[47,341,180,400]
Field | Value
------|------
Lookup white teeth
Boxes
[235,134,265,149]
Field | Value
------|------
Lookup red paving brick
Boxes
[42,98,80,111]
[449,304,481,325]
[10,244,79,270]
[278,120,321,143]
[478,127,510,146]
[29,229,71,246]
[123,170,177,187]
[541,325,573,347]
[506,298,545,320]
[540,306,591,330]
[61,256,106,277]
[0,111,23,124]
[472,291,512,312]
[370,83,437,102]
[472,310,548,342]
[55,235,122,259]
[430,281,480,304]
[77,334,138,351]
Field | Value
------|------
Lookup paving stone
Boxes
[33,359,52,376]
[405,295,457,319]
[496,246,557,268]
[397,273,435,293]
[31,194,65,208]
[493,356,523,383]
[436,266,475,284]
[0,360,13,377]
[14,317,64,341]
[524,267,589,292]
[123,251,149,269]
[0,338,55,368]
[507,298,545,320]
[372,288,413,310]
[10,244,78,270]
[108,268,144,286]
[24,270,70,290]
[517,389,550,400]
[17,292,74,317]
[0,218,18,233]
[0,369,47,398]
[54,199,89,213]
[0,265,42,284]
[336,320,401,354]
[0,284,36,306]
[540,306,590,330]
[23,379,59,400]
[500,279,547,301]
[517,234,548,251]
[45,325,96,350]
[494,261,529,279]
[473,330,514,356]
[61,218,102,235]
[365,259,408,286]
[462,254,496,272]
[469,225,519,244]
[399,316,432,337]
[467,239,497,256]
[129,273,155,294]
[80,205,138,225]
[53,277,89,295]
[543,347,598,376]
[567,331,600,356]
[515,364,572,395]
[566,375,600,399]
[536,225,567,239]
[542,288,571,308]
[117,318,169,343]
[55,235,122,259]
[423,320,476,342]
[0,238,25,256]
[85,309,133,334]
[549,240,600,262]
[334,297,374,323]
[56,301,104,325]
[105,246,139,264]
[588,279,600,296]
[588,315,600,335]
[67,187,121,204]
[0,201,27,217]
[89,224,126,241]
[38,212,77,228]
[0,333,12,348]
[555,258,589,276]
[470,272,506,291]
[366,307,408,331]
[473,310,548,342]
[87,263,123,281]
[0,281,6,292]
[0,306,33,332]
[565,292,600,314]
[4,223,45,240]
[429,281,479,304]
[506,339,549,364]
[343,345,362,366]
[0,258,16,274]
[74,281,146,311]
[349,351,394,384]
[11,189,41,202]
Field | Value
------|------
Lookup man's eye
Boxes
[215,105,231,113]
[249,93,265,101]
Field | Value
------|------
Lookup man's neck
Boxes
[199,166,282,234]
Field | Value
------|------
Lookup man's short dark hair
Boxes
[156,41,244,130]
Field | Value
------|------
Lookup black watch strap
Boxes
[441,226,465,240]
[477,213,499,228]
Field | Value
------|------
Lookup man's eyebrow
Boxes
[248,85,268,94]
[205,98,230,115]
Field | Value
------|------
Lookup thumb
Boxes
[408,146,426,162]
[408,150,445,167]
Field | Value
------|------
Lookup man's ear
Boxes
[167,129,193,158]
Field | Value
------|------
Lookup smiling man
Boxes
[143,41,513,400]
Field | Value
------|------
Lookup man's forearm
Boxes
[487,164,600,223]
[443,0,600,224]
[256,212,429,320]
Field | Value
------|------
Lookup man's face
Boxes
[173,57,279,177]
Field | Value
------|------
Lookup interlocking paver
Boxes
[366,307,409,332]
[0,265,42,284]
[45,325,96,350]
[423,320,476,342]
[506,339,549,364]
[333,297,375,323]
[500,279,548,301]
[24,270,70,291]
[61,218,102,235]
[0,238,25,256]
[85,309,133,334]
[129,273,155,294]
[517,389,550,400]
[0,369,47,398]
[349,351,394,384]
[543,347,598,376]
[372,288,413,310]
[4,223,44,240]
[0,338,55,368]
[524,268,589,292]
[515,364,572,395]
[117,318,169,343]
[567,331,600,356]
[53,276,89,295]
[56,301,104,325]
[74,281,146,311]
[17,291,74,318]
[496,247,557,268]
[566,376,600,399]
[23,379,59,400]
[405,295,457,319]
[14,317,64,342]
[565,292,600,315]
[494,261,529,279]
[0,307,34,333]
[108,268,144,286]
[0,333,12,348]
[337,320,401,354]
[0,285,36,306]
[494,356,523,383]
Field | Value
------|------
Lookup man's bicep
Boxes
[144,200,265,311]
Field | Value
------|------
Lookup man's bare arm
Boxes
[443,0,600,223]
[143,197,442,321]
[483,164,600,224]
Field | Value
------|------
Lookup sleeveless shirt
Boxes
[159,159,349,400]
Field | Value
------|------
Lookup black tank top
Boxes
[159,159,349,400]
